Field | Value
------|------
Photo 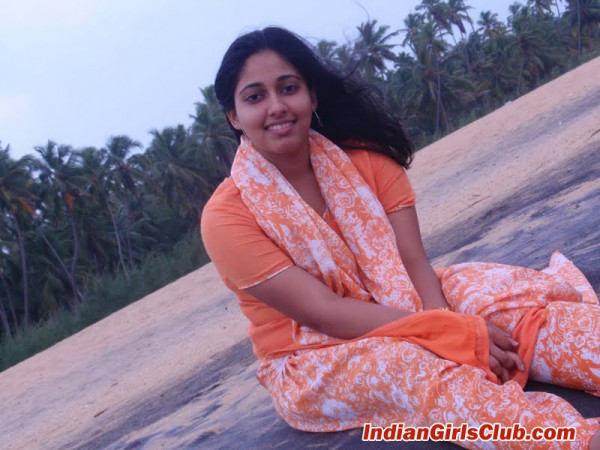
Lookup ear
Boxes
[310,89,318,111]
[226,110,242,131]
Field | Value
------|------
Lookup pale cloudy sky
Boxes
[0,0,517,159]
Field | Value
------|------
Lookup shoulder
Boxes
[344,148,407,183]
[345,147,403,170]
[202,178,250,221]
[203,177,241,213]
[201,178,255,244]
[200,177,294,290]
[344,148,416,211]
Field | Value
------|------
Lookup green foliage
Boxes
[0,231,208,371]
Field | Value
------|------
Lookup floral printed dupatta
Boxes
[230,130,497,381]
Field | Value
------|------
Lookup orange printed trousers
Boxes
[257,254,600,449]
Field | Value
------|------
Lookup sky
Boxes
[0,0,517,159]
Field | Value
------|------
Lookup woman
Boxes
[201,27,600,449]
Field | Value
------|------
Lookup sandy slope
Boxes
[0,57,599,450]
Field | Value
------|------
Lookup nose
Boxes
[267,94,288,116]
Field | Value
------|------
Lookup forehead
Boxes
[236,50,302,90]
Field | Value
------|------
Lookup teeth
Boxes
[268,122,292,130]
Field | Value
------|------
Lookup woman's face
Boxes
[227,50,317,163]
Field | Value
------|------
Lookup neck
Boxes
[261,143,313,180]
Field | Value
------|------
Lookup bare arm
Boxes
[245,266,412,340]
[387,207,450,310]
[388,206,525,381]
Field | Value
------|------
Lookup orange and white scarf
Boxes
[231,130,420,311]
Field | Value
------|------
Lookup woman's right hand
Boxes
[486,321,525,384]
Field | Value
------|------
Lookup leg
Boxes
[529,301,600,395]
[258,338,600,449]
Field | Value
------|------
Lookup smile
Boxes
[266,120,295,131]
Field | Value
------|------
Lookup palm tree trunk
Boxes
[435,57,443,135]
[68,210,80,295]
[105,197,128,278]
[126,219,133,265]
[462,34,472,75]
[124,197,133,265]
[577,0,582,56]
[93,253,101,278]
[11,213,29,325]
[0,295,12,338]
[1,274,18,332]
[36,226,82,307]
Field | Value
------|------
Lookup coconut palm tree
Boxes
[353,19,400,80]
[478,10,504,47]
[145,125,212,226]
[104,135,143,265]
[527,0,555,18]
[449,0,475,33]
[189,85,237,184]
[78,146,129,277]
[563,0,600,55]
[0,258,16,338]
[0,145,36,325]
[414,19,452,133]
[508,5,562,90]
[315,39,340,66]
[35,141,84,305]
[448,0,475,72]
[402,13,426,55]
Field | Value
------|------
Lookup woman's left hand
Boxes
[486,321,525,384]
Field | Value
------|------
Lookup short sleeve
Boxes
[200,180,294,289]
[347,150,416,213]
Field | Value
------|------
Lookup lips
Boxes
[265,120,295,132]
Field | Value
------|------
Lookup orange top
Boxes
[201,149,416,358]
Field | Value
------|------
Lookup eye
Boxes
[244,92,263,103]
[281,84,299,94]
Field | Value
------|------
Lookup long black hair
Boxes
[214,27,414,168]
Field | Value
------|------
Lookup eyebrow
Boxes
[238,74,302,96]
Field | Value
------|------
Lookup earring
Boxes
[313,110,323,129]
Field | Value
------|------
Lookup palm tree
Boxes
[0,145,36,325]
[527,0,555,18]
[415,19,452,133]
[563,0,600,55]
[402,12,426,55]
[104,135,143,265]
[478,10,504,47]
[78,146,129,277]
[0,261,14,338]
[315,39,340,66]
[189,86,237,184]
[416,0,453,36]
[508,5,562,90]
[448,0,475,72]
[145,125,212,226]
[35,141,84,305]
[448,0,475,33]
[353,19,400,80]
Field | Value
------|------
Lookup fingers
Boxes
[486,322,526,384]
[487,323,519,351]
[489,355,510,384]
[506,349,525,372]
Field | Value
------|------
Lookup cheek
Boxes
[237,106,264,129]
